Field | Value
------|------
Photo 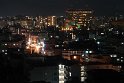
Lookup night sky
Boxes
[0,0,124,16]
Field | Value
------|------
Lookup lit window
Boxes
[81,77,85,82]
[89,51,92,53]
[59,64,64,70]
[82,54,84,57]
[121,42,124,45]
[74,56,77,59]
[101,33,104,35]
[55,45,59,47]
[5,53,7,55]
[18,49,20,51]
[5,44,7,46]
[69,72,71,76]
[110,55,117,57]
[118,66,122,68]
[59,81,64,83]
[81,72,85,76]
[2,50,4,52]
[117,58,120,61]
[56,36,59,38]
[83,14,86,16]
[121,57,123,59]
[85,58,90,62]
[81,66,85,71]
[59,70,64,74]
[97,42,100,44]
[85,51,88,54]
[84,24,86,26]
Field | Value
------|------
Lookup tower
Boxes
[66,9,93,27]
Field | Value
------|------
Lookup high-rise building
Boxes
[66,9,93,27]
[47,16,57,26]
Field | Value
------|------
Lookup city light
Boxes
[59,64,65,83]
[73,56,77,59]
[0,5,124,83]
[26,35,45,54]
[97,41,100,45]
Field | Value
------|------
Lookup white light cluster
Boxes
[59,64,65,83]
[110,54,117,58]
[26,35,45,54]
[1,50,8,55]
[85,50,93,54]
[81,66,86,82]
[97,41,100,45]
[41,41,45,54]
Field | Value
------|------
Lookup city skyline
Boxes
[0,0,124,16]
[0,2,124,82]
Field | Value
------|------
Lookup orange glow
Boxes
[74,56,77,59]
[26,35,44,54]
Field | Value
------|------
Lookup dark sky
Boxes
[0,0,124,16]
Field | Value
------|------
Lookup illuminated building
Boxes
[47,16,57,26]
[34,16,44,28]
[42,16,57,27]
[19,20,28,27]
[7,24,28,37]
[80,66,87,82]
[26,34,45,54]
[66,9,93,27]
[59,64,70,83]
